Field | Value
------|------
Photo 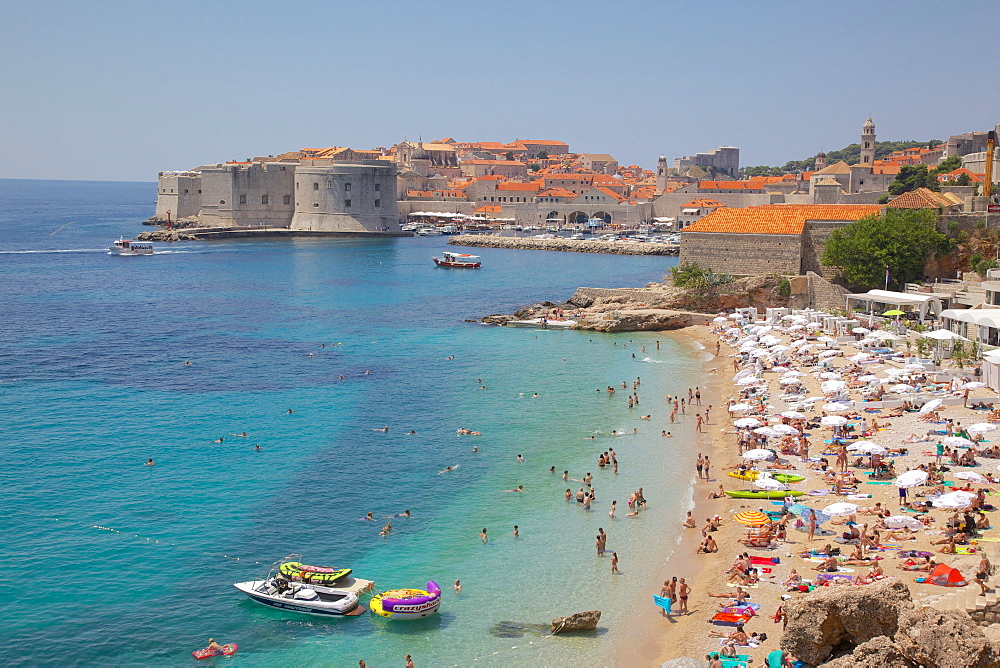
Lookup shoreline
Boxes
[449,234,679,255]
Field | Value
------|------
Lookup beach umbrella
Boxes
[733,369,755,381]
[818,350,843,358]
[891,384,915,393]
[753,426,783,438]
[852,327,871,334]
[943,436,977,448]
[737,375,766,385]
[823,403,852,412]
[728,314,744,320]
[781,370,805,378]
[849,353,872,362]
[770,345,791,353]
[772,424,801,435]
[882,310,905,317]
[919,399,943,414]
[779,377,802,385]
[713,316,729,323]
[788,324,805,331]
[821,415,848,426]
[821,380,848,392]
[778,410,806,419]
[787,504,829,522]
[802,397,825,404]
[904,363,925,371]
[933,491,974,509]
[885,515,923,530]
[894,470,928,488]
[955,471,989,484]
[858,374,880,382]
[797,344,815,353]
[819,371,843,380]
[733,510,771,526]
[823,502,859,516]
[754,477,788,491]
[968,423,999,434]
[807,322,822,328]
[742,448,775,461]
[817,336,836,343]
[734,417,761,429]
[730,403,753,412]
[963,382,987,390]
[759,335,782,346]
[848,442,888,456]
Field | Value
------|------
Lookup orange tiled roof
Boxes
[885,188,961,210]
[593,186,626,202]
[473,204,503,213]
[462,159,526,166]
[697,181,764,190]
[497,181,541,192]
[536,187,576,198]
[681,198,726,208]
[684,204,882,235]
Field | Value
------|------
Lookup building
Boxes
[678,204,882,276]
[673,146,739,177]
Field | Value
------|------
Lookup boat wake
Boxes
[0,248,106,254]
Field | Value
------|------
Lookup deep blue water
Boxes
[0,179,700,666]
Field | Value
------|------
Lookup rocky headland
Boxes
[483,274,791,332]
[449,234,678,255]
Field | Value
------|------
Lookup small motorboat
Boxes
[433,251,481,268]
[370,581,441,620]
[234,578,365,617]
[279,561,351,584]
[109,237,154,255]
[417,227,443,236]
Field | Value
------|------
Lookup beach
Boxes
[617,314,1000,666]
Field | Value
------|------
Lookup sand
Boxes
[615,320,1000,667]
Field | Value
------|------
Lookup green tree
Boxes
[888,165,940,196]
[820,208,949,287]
[529,163,541,172]
[934,155,962,174]
[536,150,548,159]
[954,172,972,186]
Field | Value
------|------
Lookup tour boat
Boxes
[109,237,153,256]
[433,251,481,268]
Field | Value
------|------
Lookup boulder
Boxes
[821,635,915,668]
[551,610,600,634]
[780,579,911,665]
[893,606,1000,668]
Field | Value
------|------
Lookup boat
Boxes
[724,490,805,499]
[370,581,441,620]
[233,578,366,617]
[416,227,443,236]
[728,471,806,483]
[433,251,481,268]
[109,237,153,256]
[279,561,352,584]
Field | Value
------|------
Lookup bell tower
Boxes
[860,117,876,166]
[815,151,827,171]
[655,155,668,193]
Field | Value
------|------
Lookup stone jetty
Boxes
[448,235,678,255]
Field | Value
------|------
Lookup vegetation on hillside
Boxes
[668,262,733,290]
[820,209,950,288]
[741,139,942,176]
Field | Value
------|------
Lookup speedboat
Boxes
[233,578,366,617]
[433,251,481,268]
[109,237,153,255]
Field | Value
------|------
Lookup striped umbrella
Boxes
[733,510,772,526]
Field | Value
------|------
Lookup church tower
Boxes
[655,155,668,194]
[860,117,876,166]
[815,151,827,171]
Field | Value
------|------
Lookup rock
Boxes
[780,579,911,665]
[481,314,514,326]
[135,229,198,242]
[550,610,600,634]
[893,606,1000,668]
[822,635,915,668]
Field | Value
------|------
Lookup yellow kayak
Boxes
[728,470,805,483]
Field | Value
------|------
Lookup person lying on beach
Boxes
[707,624,749,643]
[697,535,718,553]
[707,485,726,499]
[853,562,885,584]
[901,556,935,571]
[708,587,749,605]
[841,546,876,566]
[813,555,841,572]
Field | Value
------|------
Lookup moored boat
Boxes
[433,251,481,268]
[370,581,441,620]
[233,578,366,617]
[109,237,153,255]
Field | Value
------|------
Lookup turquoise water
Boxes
[0,179,703,666]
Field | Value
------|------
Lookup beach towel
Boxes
[711,612,752,626]
[808,489,830,496]
[847,494,873,499]
[750,556,780,565]
[816,572,854,582]
[865,481,893,485]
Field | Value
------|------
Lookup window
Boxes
[375,199,380,208]
[345,183,352,191]
[374,183,380,192]
[345,199,352,208]
[262,195,269,204]
[296,182,299,190]
[198,190,202,194]
[283,195,291,205]
[239,194,247,204]
[313,182,319,191]
[170,189,174,193]
[184,189,189,194]
[313,203,319,207]
[220,200,226,204]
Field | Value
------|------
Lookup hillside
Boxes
[742,139,941,176]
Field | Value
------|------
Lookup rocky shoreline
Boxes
[482,275,790,332]
[449,234,678,255]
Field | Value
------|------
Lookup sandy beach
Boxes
[615,316,1000,667]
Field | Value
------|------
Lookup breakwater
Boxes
[449,235,678,255]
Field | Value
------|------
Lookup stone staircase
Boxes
[918,587,1000,625]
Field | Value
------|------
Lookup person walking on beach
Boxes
[808,509,817,542]
[610,551,619,574]
[703,457,711,480]
[696,414,704,433]
[977,554,991,595]
[696,454,704,480]
[665,576,677,606]
[696,388,701,406]
[596,534,605,555]
[677,577,690,614]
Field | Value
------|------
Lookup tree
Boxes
[954,172,972,186]
[505,151,515,161]
[888,165,940,196]
[820,208,949,288]
[529,163,541,172]
[536,150,548,159]
[934,155,962,174]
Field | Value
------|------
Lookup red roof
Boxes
[684,204,882,235]
[698,181,764,191]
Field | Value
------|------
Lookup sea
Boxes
[0,179,707,667]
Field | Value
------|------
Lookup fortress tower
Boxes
[655,155,668,193]
[860,117,876,166]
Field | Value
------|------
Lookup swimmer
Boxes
[513,525,519,537]
[254,444,261,451]
[373,426,389,432]
[308,353,314,357]
[396,509,411,518]
[471,446,478,452]
[446,355,455,360]
[364,370,372,375]
[517,454,524,463]
[662,431,672,437]
[641,415,651,420]
[438,465,459,474]
[503,485,525,492]
[380,522,392,536]
[212,437,224,443]
[549,466,556,473]
[338,375,344,380]
[286,409,293,414]
[204,639,223,653]
[565,488,572,500]
[364,512,374,521]
[145,458,154,466]
[454,579,461,592]
[406,430,417,435]
[532,393,538,398]
[232,432,249,437]
[563,471,569,479]
[480,528,488,543]
[184,360,192,366]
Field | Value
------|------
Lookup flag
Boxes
[885,266,891,286]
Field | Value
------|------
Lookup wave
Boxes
[690,340,706,350]
[640,357,667,364]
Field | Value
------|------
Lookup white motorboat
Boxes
[233,578,366,617]
[433,251,481,268]
[109,237,153,255]
[416,227,443,236]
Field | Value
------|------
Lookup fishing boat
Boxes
[109,237,153,255]
[370,581,441,620]
[433,251,481,268]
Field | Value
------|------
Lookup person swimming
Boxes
[212,437,224,443]
[438,465,459,474]
[145,458,154,466]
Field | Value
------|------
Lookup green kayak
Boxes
[724,490,805,499]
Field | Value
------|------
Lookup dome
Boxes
[863,117,875,131]
[816,151,826,158]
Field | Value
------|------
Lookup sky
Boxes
[2,0,999,182]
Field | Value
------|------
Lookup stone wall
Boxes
[291,162,400,233]
[800,221,849,276]
[448,235,677,255]
[679,231,801,274]
[199,162,296,228]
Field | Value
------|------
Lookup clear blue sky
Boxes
[2,0,998,182]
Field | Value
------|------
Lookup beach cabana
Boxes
[845,290,942,321]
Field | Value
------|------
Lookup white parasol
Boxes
[919,399,943,414]
[734,417,761,428]
[823,502,859,516]
[884,515,923,530]
[820,415,848,426]
[954,471,989,484]
[894,470,928,488]
[967,423,999,434]
[742,448,775,461]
